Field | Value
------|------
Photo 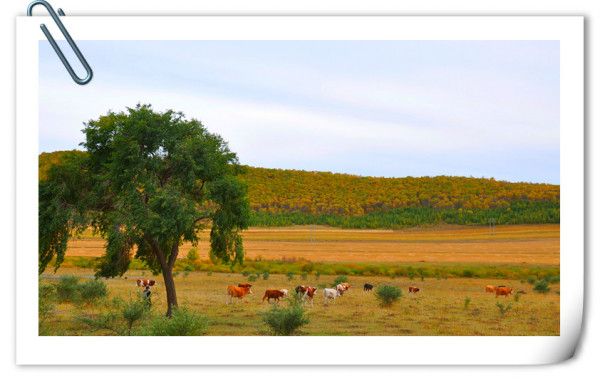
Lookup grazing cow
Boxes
[336,283,351,295]
[495,286,513,298]
[485,285,497,293]
[408,286,420,294]
[226,284,253,304]
[363,283,374,291]
[262,289,286,303]
[295,285,317,305]
[136,279,156,287]
[323,288,341,305]
[295,285,307,294]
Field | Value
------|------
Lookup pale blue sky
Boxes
[39,40,560,184]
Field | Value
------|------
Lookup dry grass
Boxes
[67,224,559,265]
[40,268,559,336]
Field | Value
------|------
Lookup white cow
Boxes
[323,288,341,305]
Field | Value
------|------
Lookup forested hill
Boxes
[39,151,560,228]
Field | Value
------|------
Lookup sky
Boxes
[39,40,560,184]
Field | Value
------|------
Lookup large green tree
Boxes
[39,105,250,316]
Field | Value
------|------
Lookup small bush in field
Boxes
[186,247,199,261]
[496,301,512,317]
[56,275,80,302]
[526,275,537,285]
[375,285,402,307]
[121,297,150,335]
[533,280,550,293]
[142,308,208,336]
[331,275,348,287]
[261,299,309,336]
[78,279,108,303]
[248,274,258,282]
[286,272,295,281]
[314,271,321,280]
[544,275,560,284]
[463,297,471,310]
[262,271,270,280]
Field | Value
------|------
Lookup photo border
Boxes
[16,15,584,365]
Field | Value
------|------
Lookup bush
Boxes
[462,269,475,278]
[262,300,309,335]
[533,280,551,293]
[331,275,348,287]
[78,279,108,304]
[526,275,537,285]
[463,297,471,310]
[186,247,199,261]
[286,272,295,281]
[314,271,321,280]
[248,273,258,282]
[39,283,56,333]
[262,271,270,280]
[495,301,513,317]
[375,285,402,307]
[544,275,560,284]
[142,308,208,336]
[121,297,150,335]
[56,275,80,302]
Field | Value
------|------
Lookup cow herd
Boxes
[135,278,520,308]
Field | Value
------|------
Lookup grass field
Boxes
[39,268,559,336]
[66,224,559,265]
[41,224,560,336]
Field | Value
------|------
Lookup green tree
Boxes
[39,104,250,316]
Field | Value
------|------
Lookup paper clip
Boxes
[27,0,93,85]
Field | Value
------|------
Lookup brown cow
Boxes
[136,279,156,287]
[495,286,513,297]
[227,284,253,304]
[262,289,286,303]
[408,286,420,293]
[485,285,497,293]
[296,285,317,305]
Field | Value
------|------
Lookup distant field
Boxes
[40,268,560,336]
[66,224,560,265]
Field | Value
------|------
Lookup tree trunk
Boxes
[161,267,178,317]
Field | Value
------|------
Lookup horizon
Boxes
[40,40,559,184]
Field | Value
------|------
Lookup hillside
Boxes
[39,151,560,228]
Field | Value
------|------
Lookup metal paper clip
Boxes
[27,0,93,85]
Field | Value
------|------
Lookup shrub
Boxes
[262,300,309,335]
[141,308,209,336]
[286,272,295,281]
[417,268,426,281]
[526,275,537,285]
[331,275,348,287]
[533,280,551,293]
[544,275,560,284]
[121,297,150,335]
[375,285,402,307]
[463,297,471,310]
[248,273,258,282]
[56,275,80,302]
[462,269,475,278]
[78,279,108,304]
[495,302,513,317]
[186,247,199,261]
[39,283,56,333]
[314,271,321,280]
[262,271,270,280]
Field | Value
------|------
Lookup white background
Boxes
[1,0,597,379]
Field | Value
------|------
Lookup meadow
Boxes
[39,269,559,336]
[40,224,560,336]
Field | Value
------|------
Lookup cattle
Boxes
[495,286,513,297]
[262,289,286,303]
[323,288,341,305]
[226,284,253,304]
[485,285,497,293]
[363,283,374,291]
[295,285,307,294]
[408,286,420,294]
[296,285,317,305]
[336,283,351,295]
[136,279,156,287]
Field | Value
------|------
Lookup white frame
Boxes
[16,16,584,365]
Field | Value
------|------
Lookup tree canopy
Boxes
[39,104,250,315]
